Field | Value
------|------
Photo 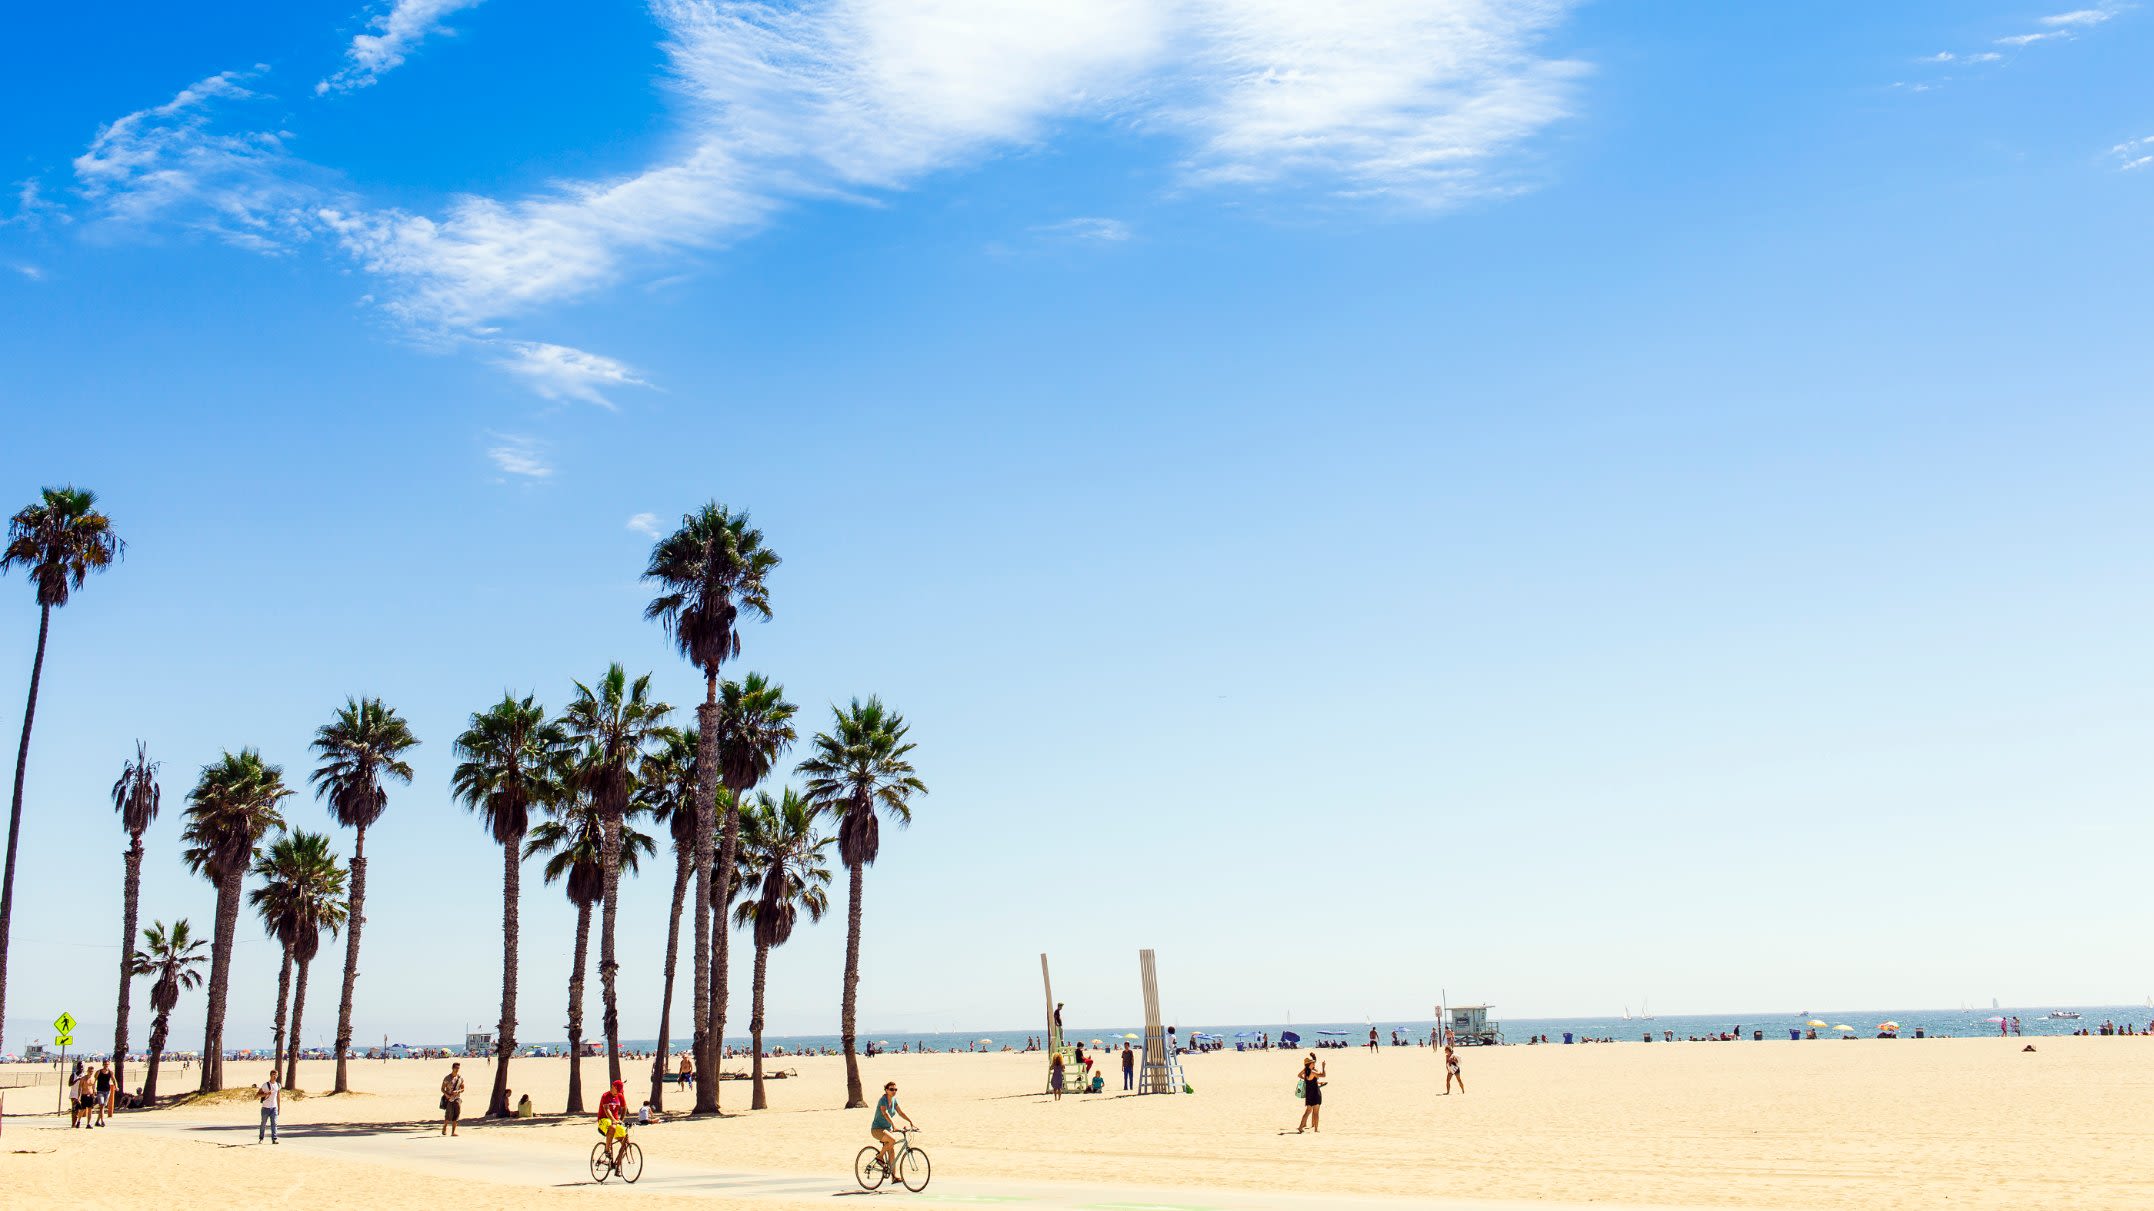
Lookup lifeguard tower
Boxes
[1445,1004,1502,1046]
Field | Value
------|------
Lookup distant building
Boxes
[465,1030,495,1058]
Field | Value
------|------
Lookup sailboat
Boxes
[1620,1005,1631,1021]
[1639,998,1654,1022]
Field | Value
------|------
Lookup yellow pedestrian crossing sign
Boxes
[53,1012,76,1035]
[53,1032,74,1047]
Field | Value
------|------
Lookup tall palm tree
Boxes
[0,486,121,1055]
[711,674,795,1082]
[731,788,831,1110]
[452,693,565,1117]
[109,740,160,1106]
[130,918,207,1104]
[249,831,347,1090]
[636,725,698,1111]
[527,784,653,1114]
[642,503,778,1114]
[180,749,291,1092]
[798,698,926,1109]
[560,666,670,1086]
[310,697,418,1094]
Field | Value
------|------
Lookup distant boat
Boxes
[1639,998,1653,1021]
[1621,1005,1631,1021]
[2046,1011,2081,1020]
[1992,998,2000,1010]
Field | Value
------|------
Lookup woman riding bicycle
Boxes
[872,1080,916,1171]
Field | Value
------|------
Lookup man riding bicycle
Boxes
[597,1077,630,1171]
[871,1080,917,1173]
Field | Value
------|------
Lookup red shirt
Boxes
[598,1090,626,1123]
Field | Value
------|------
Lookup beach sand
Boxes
[6,1036,2150,1209]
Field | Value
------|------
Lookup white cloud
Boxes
[491,340,650,407]
[626,512,662,537]
[485,433,552,478]
[16,264,45,280]
[1966,51,2004,62]
[2113,135,2154,170]
[1996,30,2069,45]
[1034,216,1132,242]
[319,0,485,94]
[1922,51,1956,62]
[72,69,320,251]
[2040,8,2116,26]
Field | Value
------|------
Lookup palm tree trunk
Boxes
[841,861,866,1109]
[749,938,770,1110]
[201,869,241,1092]
[650,844,689,1111]
[0,603,52,1056]
[286,953,312,1088]
[711,782,743,1108]
[599,801,623,1086]
[332,824,368,1094]
[112,828,143,1104]
[690,694,718,1114]
[144,1005,170,1103]
[270,945,294,1076]
[565,899,591,1114]
[488,832,521,1117]
[204,873,242,1093]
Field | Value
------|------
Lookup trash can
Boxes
[1788,1029,1801,1041]
[1753,1030,1763,1041]
[1642,1033,1653,1043]
[1563,1032,1574,1045]
[1914,1029,1924,1039]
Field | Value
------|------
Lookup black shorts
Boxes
[444,1098,462,1121]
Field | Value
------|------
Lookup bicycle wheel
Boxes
[854,1145,887,1189]
[899,1147,931,1192]
[590,1141,612,1183]
[619,1141,644,1184]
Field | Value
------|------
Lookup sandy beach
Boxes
[7,1036,2151,1210]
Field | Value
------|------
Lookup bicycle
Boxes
[590,1127,644,1184]
[855,1127,931,1192]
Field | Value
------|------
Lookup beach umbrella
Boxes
[1805,1020,1829,1028]
[1833,1024,1855,1032]
[978,1038,993,1044]
[1280,1031,1302,1045]
[1985,1016,2005,1024]
[1122,1033,1140,1039]
[1877,1022,1900,1031]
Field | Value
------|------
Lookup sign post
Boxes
[53,1012,77,1115]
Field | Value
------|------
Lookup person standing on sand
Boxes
[1295,1055,1325,1133]
[71,1067,95,1128]
[440,1062,465,1136]
[1443,1046,1464,1095]
[1368,1027,1379,1053]
[1049,1052,1066,1101]
[677,1053,693,1091]
[257,1070,280,1143]
[1121,1043,1135,1091]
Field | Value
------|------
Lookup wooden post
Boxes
[1040,954,1058,1090]
[1138,949,1168,1093]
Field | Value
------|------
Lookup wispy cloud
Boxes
[72,68,321,252]
[319,0,485,94]
[1033,216,1133,243]
[485,433,552,479]
[2040,7,2118,26]
[2113,135,2154,171]
[1996,29,2069,45]
[15,264,45,280]
[491,340,650,407]
[626,512,662,537]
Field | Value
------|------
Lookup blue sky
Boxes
[1,1,2151,1052]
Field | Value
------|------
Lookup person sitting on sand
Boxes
[515,1092,534,1118]
[1296,1055,1326,1133]
[1088,1070,1105,1094]
[1444,1045,1464,1095]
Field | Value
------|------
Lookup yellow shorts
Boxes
[598,1121,628,1141]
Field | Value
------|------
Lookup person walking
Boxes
[440,1062,466,1136]
[1443,1045,1464,1095]
[71,1066,95,1128]
[1295,1054,1325,1133]
[95,1062,115,1123]
[1121,1043,1135,1091]
[676,1052,693,1091]
[257,1069,281,1143]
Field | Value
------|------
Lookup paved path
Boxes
[33,1115,1678,1211]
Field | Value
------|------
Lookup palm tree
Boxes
[452,694,565,1117]
[180,750,291,1092]
[527,783,653,1114]
[710,674,795,1082]
[560,666,670,1086]
[0,486,121,1055]
[637,725,698,1111]
[310,697,418,1094]
[798,698,926,1108]
[731,788,831,1110]
[109,740,160,1107]
[642,503,778,1114]
[130,918,207,1104]
[249,831,347,1090]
